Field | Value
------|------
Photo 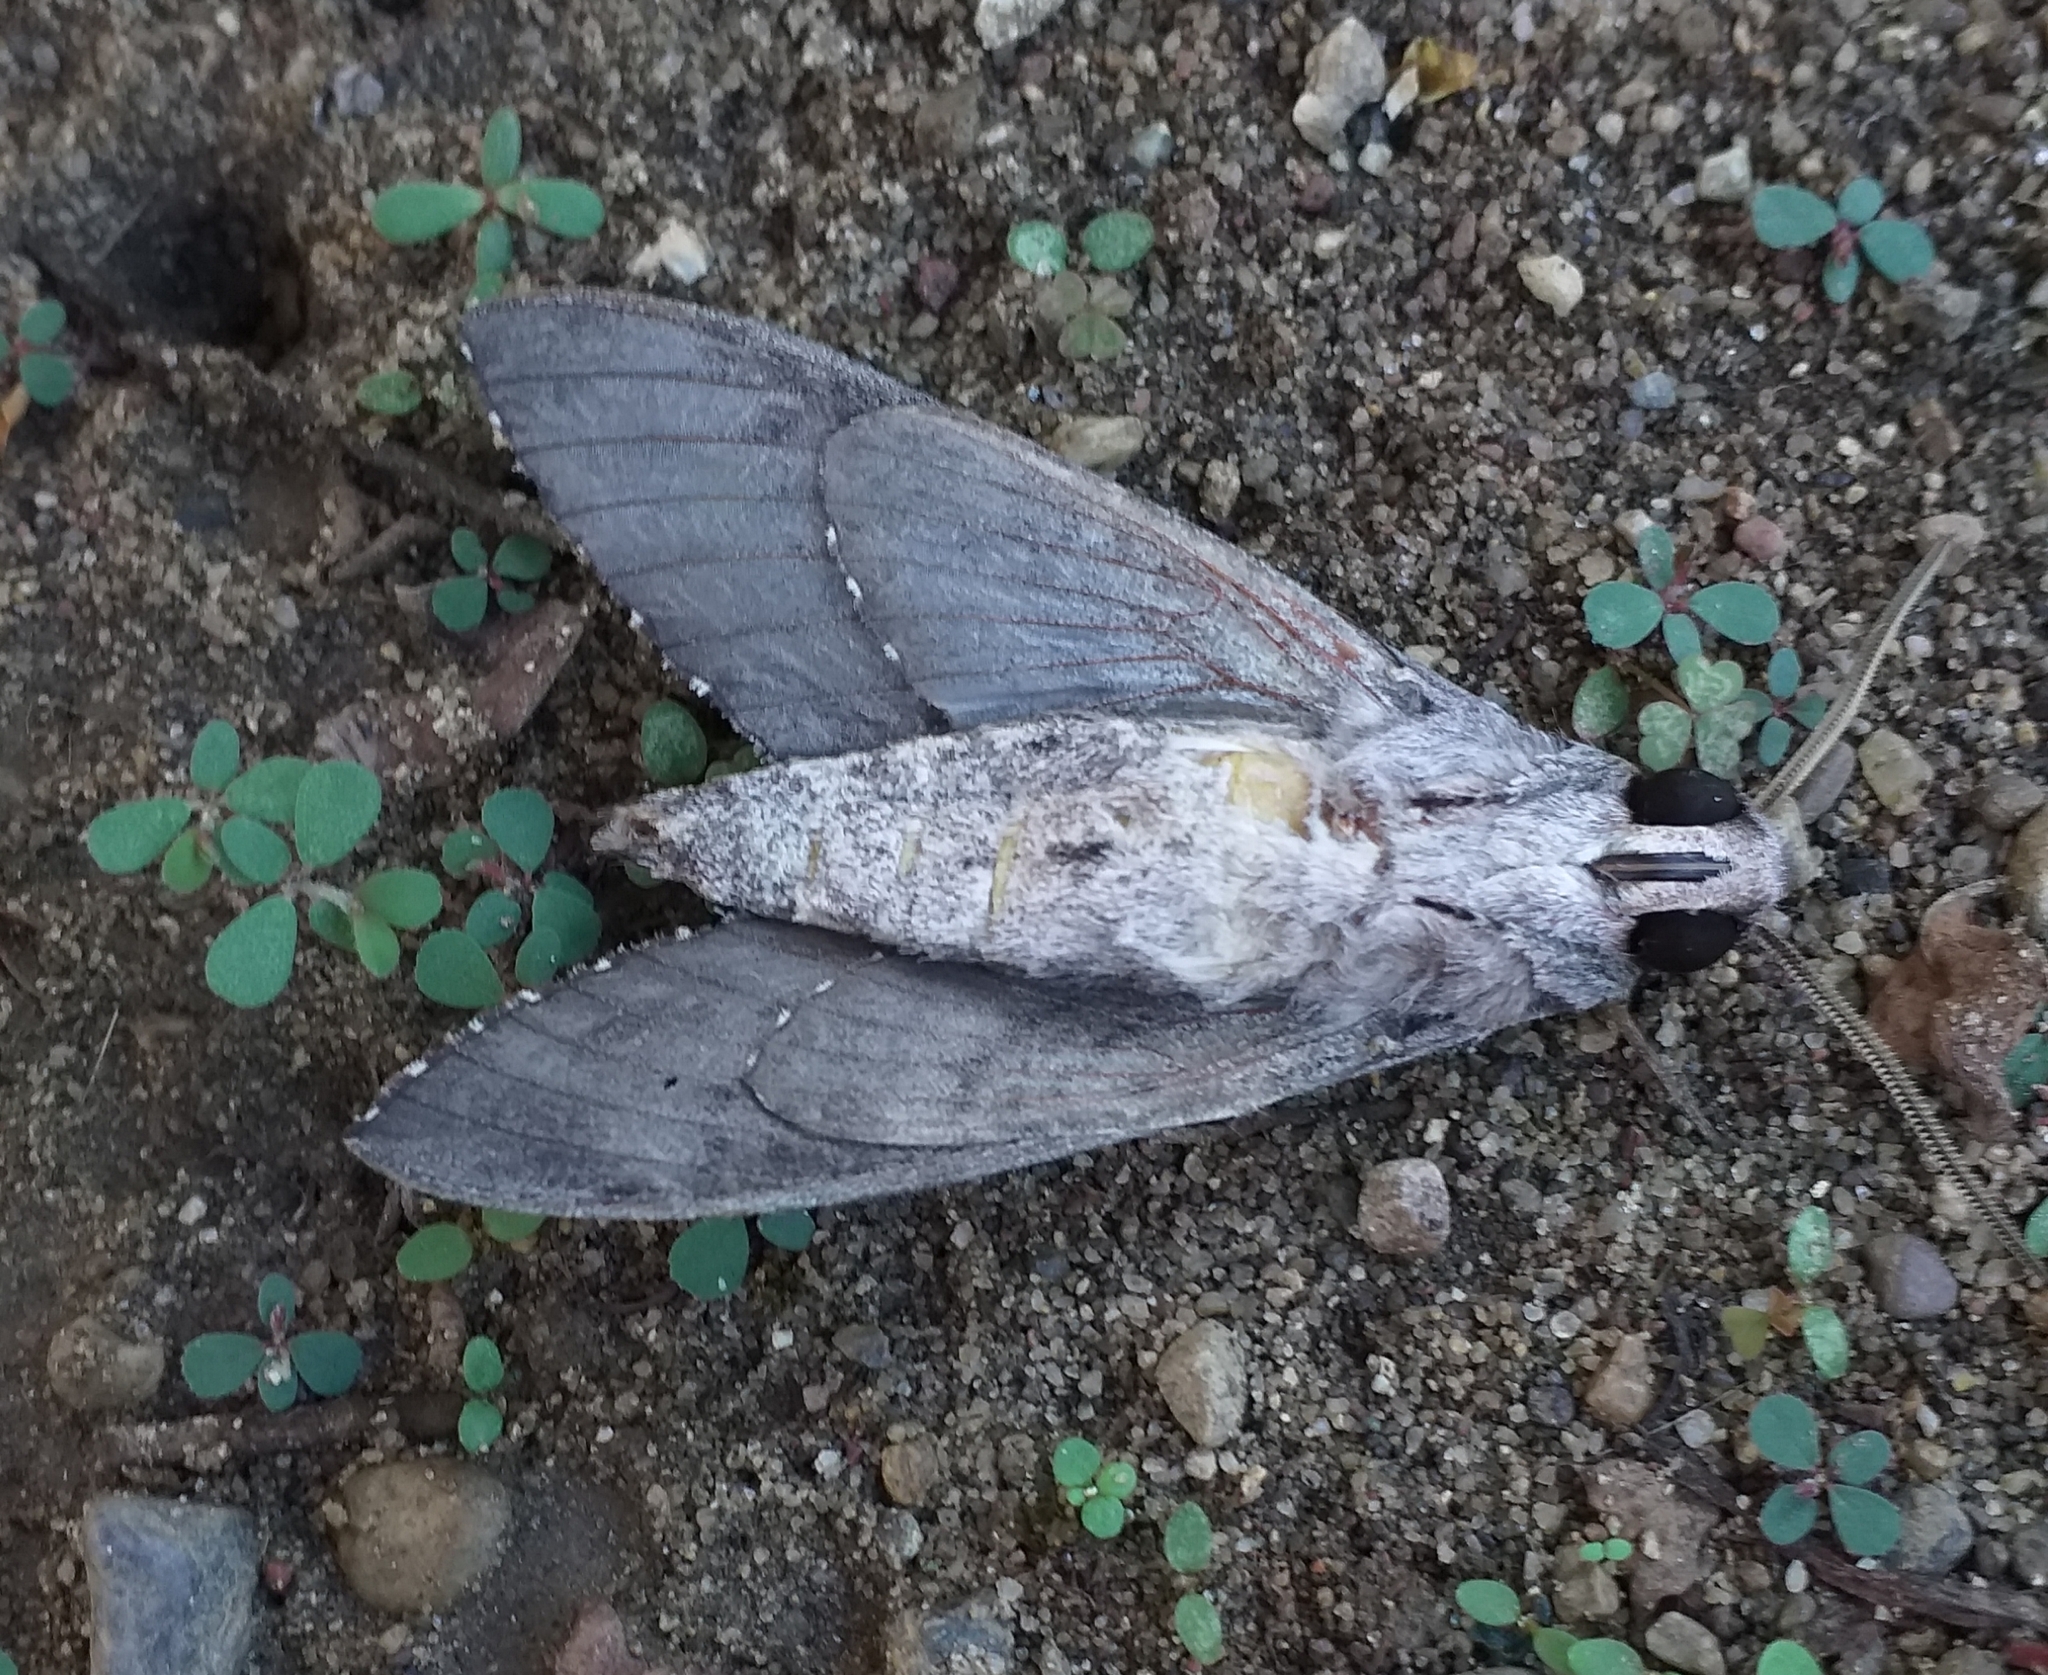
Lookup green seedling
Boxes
[1173,1593,1225,1665]
[1,1648,15,1675]
[1720,1205,1850,1379]
[356,368,423,417]
[2,297,75,455]
[370,105,605,302]
[394,1206,547,1284]
[640,698,711,788]
[1050,1435,1138,1538]
[1747,1392,1901,1557]
[1576,1536,1633,1566]
[181,1272,363,1411]
[668,1209,816,1301]
[1455,1580,1821,1675]
[1752,647,1828,768]
[458,1334,506,1452]
[432,527,553,631]
[1007,211,1155,363]
[418,787,598,1007]
[1752,179,1934,305]
[86,722,436,1007]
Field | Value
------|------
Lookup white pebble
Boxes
[1595,112,1626,145]
[1519,253,1586,317]
[176,1195,207,1227]
[627,221,713,286]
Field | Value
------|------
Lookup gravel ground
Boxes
[5,0,2048,1671]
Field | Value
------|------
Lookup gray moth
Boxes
[341,292,1894,1224]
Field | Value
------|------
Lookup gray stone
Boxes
[2010,806,2048,943]
[833,1322,895,1368]
[1128,121,1174,170]
[1976,771,2045,833]
[1934,1649,2002,1675]
[1629,371,1678,409]
[1292,19,1387,155]
[1946,843,1992,882]
[330,1459,512,1614]
[1552,1546,1622,1622]
[1696,144,1754,203]
[1355,1158,1450,1255]
[1866,1233,1958,1320]
[1200,457,1241,523]
[1906,280,1983,343]
[47,1314,165,1414]
[973,0,1065,51]
[2009,1519,2048,1586]
[1917,511,1988,558]
[878,1508,926,1564]
[1154,1320,1248,1446]
[1049,415,1147,472]
[1858,729,1933,815]
[1891,1484,1975,1576]
[885,1596,1014,1674]
[1644,1612,1726,1675]
[86,1495,260,1675]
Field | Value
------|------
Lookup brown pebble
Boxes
[1732,516,1786,563]
[879,1437,942,1509]
[1354,1159,1450,1256]
[1908,397,1963,465]
[1583,1333,1658,1428]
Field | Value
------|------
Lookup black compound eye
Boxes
[1631,910,1742,973]
[1628,768,1741,827]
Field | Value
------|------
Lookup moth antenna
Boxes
[1754,538,1960,815]
[1751,923,2047,1282]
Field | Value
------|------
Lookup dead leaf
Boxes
[554,1602,682,1675]
[474,598,588,739]
[1867,886,2048,1139]
[1400,37,1480,103]
[1765,1288,1807,1338]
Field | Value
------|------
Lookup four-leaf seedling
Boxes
[2,297,76,455]
[433,528,553,631]
[1721,1205,1852,1379]
[1051,1436,1138,1538]
[1007,211,1155,363]
[86,722,437,1007]
[182,1273,364,1412]
[1752,179,1935,306]
[1747,1393,1901,1558]
[1455,1579,1822,1675]
[668,1211,816,1301]
[371,106,605,302]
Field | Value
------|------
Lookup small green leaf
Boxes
[306,897,354,951]
[1052,1437,1102,1489]
[206,895,298,1007]
[466,889,524,949]
[450,528,488,574]
[1583,580,1665,648]
[19,353,74,406]
[1173,1593,1225,1666]
[1058,310,1127,362]
[1828,1484,1901,1557]
[1007,219,1069,278]
[1822,251,1861,306]
[481,1208,545,1242]
[1601,1538,1632,1561]
[1790,692,1828,730]
[396,1222,474,1282]
[257,1353,300,1411]
[88,798,193,873]
[1830,1430,1891,1487]
[356,868,443,930]
[1567,1639,1644,1675]
[1080,1495,1125,1538]
[1572,667,1628,740]
[291,1331,364,1396]
[480,107,522,188]
[441,828,499,877]
[256,1272,296,1329]
[190,720,242,791]
[492,533,551,583]
[1786,1204,1832,1284]
[642,699,710,786]
[1859,218,1934,283]
[513,926,564,987]
[160,828,214,894]
[217,815,290,886]
[1758,715,1793,767]
[1534,1627,1581,1673]
[1693,708,1747,780]
[509,179,606,239]
[414,928,507,1009]
[1455,1579,1522,1627]
[1752,183,1839,249]
[1635,524,1675,587]
[1690,581,1780,644]
[1766,647,1801,700]
[497,586,536,614]
[468,269,506,306]
[181,1332,266,1399]
[1163,1501,1213,1573]
[356,370,423,416]
[18,298,65,345]
[1661,611,1703,663]
[1,1650,19,1675]
[529,880,600,966]
[462,1334,506,1393]
[1722,1306,1769,1360]
[1749,1392,1821,1469]
[1757,1643,1823,1675]
[292,760,381,869]
[1675,655,1744,711]
[433,572,491,632]
[1095,1459,1138,1501]
[668,1217,749,1300]
[459,1396,504,1452]
[1636,701,1692,771]
[1835,177,1884,228]
[474,213,514,277]
[351,909,401,979]
[2007,1036,2048,1109]
[1801,1303,1850,1380]
[1760,1483,1819,1544]
[1579,1541,1607,1562]
[224,757,308,823]
[482,788,554,873]
[1081,209,1155,272]
[757,1209,815,1251]
[372,180,486,244]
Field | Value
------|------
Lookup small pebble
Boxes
[1518,253,1585,317]
[974,0,1065,50]
[1866,1235,1958,1320]
[47,1315,166,1414]
[1128,121,1173,170]
[1595,112,1626,145]
[881,1437,942,1509]
[1644,1612,1726,1675]
[2008,1520,2048,1586]
[1917,511,1987,557]
[1049,415,1147,471]
[626,221,713,285]
[1858,730,1934,816]
[1551,1547,1622,1623]
[1974,771,2043,833]
[87,1497,261,1675]
[1629,370,1677,409]
[1583,1333,1657,1428]
[1696,144,1754,203]
[1891,1485,1975,1576]
[833,1324,894,1369]
[878,1509,925,1564]
[1200,458,1241,523]
[1676,1410,1717,1448]
[1527,1376,1576,1428]
[885,1598,1015,1675]
[1354,1158,1450,1256]
[1154,1321,1249,1447]
[1732,516,1786,563]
